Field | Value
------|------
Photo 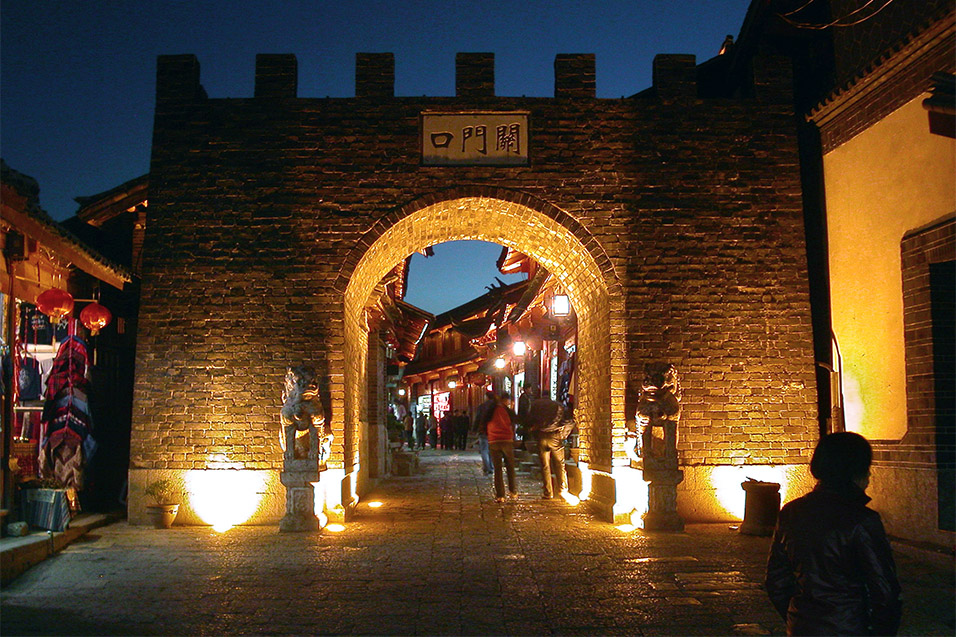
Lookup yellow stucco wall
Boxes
[825,95,956,440]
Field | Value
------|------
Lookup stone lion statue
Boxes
[280,365,331,462]
[635,363,681,469]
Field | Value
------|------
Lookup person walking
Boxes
[415,414,427,450]
[765,432,902,636]
[486,392,518,502]
[427,414,438,449]
[472,391,496,475]
[455,409,469,450]
[439,410,453,449]
[515,385,536,446]
[402,413,413,450]
[526,396,570,499]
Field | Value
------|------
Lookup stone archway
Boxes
[333,188,626,518]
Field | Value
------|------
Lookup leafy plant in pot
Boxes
[144,478,181,529]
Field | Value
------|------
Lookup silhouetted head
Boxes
[810,432,872,488]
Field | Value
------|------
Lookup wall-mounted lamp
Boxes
[494,357,506,370]
[552,294,570,317]
[397,388,406,396]
[447,379,457,389]
[512,340,527,357]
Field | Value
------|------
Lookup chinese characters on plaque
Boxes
[421,112,529,165]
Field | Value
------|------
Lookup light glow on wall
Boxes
[841,373,865,434]
[185,467,267,532]
[578,462,593,501]
[709,464,791,520]
[560,490,580,506]
[612,465,648,527]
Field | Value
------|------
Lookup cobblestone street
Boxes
[2,452,953,636]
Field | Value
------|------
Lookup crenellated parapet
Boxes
[154,49,793,104]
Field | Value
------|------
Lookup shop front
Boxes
[1,162,130,533]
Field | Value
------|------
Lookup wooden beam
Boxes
[1,203,128,290]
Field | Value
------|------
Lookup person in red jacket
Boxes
[486,391,518,502]
[766,432,902,636]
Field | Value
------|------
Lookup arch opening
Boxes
[335,195,626,516]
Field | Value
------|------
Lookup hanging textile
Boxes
[39,333,95,491]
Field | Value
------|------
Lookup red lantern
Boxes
[80,302,112,336]
[35,288,74,324]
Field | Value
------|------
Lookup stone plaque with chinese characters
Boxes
[421,112,529,166]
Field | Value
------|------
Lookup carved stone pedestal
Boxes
[279,460,320,532]
[642,468,685,532]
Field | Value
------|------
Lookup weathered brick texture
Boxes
[456,53,495,97]
[134,51,818,485]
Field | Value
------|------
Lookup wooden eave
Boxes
[75,175,148,226]
[1,195,130,291]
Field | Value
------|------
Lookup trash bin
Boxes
[739,479,780,536]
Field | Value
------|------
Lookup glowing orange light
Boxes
[325,523,346,533]
[80,302,112,335]
[368,501,383,508]
[709,465,790,520]
[35,288,74,324]
[185,467,267,532]
[560,491,580,506]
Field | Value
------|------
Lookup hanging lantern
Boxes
[552,293,571,317]
[80,302,113,336]
[35,288,74,324]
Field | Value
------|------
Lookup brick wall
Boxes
[878,215,955,468]
[133,51,818,501]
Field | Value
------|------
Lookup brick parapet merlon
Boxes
[653,54,697,100]
[356,53,395,98]
[255,54,298,98]
[555,54,596,98]
[456,52,495,97]
[155,54,206,104]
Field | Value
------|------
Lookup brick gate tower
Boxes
[130,47,818,527]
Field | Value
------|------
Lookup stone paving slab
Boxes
[1,452,953,636]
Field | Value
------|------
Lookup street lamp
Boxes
[552,293,570,317]
[494,357,506,370]
[512,340,527,356]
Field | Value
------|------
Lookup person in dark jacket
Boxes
[525,397,569,499]
[765,432,902,636]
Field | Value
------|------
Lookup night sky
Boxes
[2,0,753,313]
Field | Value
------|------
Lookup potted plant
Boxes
[144,478,181,529]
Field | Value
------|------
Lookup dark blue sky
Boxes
[1,0,753,313]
